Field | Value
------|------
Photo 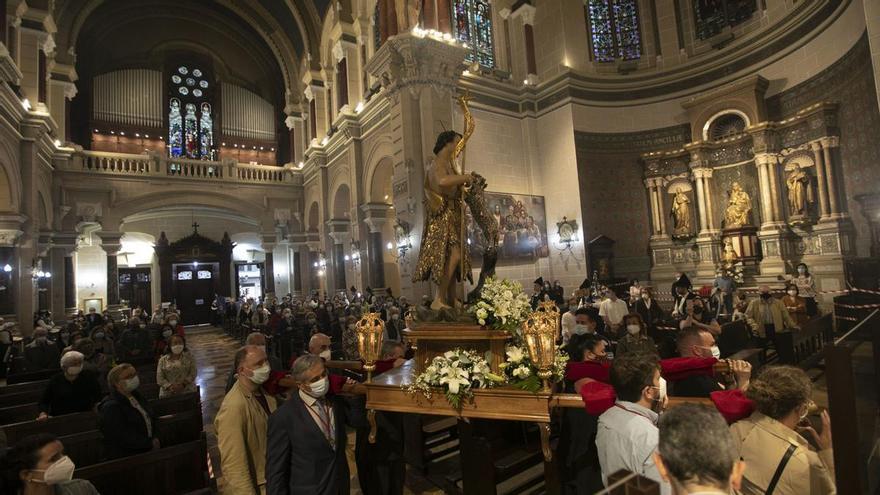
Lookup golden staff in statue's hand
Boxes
[455,90,475,287]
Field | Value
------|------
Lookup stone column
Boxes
[865,0,880,113]
[261,234,277,297]
[98,232,123,308]
[692,170,709,234]
[49,233,77,319]
[820,136,844,218]
[326,220,351,294]
[765,154,783,224]
[511,3,538,84]
[810,140,831,219]
[366,32,468,301]
[754,154,775,228]
[703,172,717,232]
[645,179,661,236]
[361,203,392,290]
[656,179,668,236]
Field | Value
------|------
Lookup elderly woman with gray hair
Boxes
[37,351,102,421]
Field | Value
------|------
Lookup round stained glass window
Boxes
[193,89,203,97]
[171,75,182,84]
[178,87,189,95]
[192,69,202,77]
[178,66,188,75]
[186,78,196,86]
[199,80,208,88]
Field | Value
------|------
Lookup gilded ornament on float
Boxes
[355,312,385,382]
[520,301,560,392]
[723,182,752,228]
[721,238,739,271]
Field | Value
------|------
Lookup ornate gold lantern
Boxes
[521,301,560,392]
[355,312,385,382]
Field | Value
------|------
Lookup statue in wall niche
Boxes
[721,239,739,271]
[723,182,752,228]
[670,191,692,238]
[395,0,422,33]
[786,165,814,217]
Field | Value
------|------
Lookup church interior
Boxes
[0,0,878,494]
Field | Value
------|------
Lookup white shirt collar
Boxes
[299,389,319,406]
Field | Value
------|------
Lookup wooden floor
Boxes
[187,326,445,494]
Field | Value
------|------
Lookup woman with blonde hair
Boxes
[730,365,835,494]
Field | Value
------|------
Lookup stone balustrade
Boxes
[65,150,296,185]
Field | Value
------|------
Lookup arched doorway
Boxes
[155,229,233,325]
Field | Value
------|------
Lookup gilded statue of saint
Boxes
[723,182,752,228]
[670,191,692,237]
[412,131,474,310]
[786,166,812,216]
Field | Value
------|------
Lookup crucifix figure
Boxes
[192,222,200,234]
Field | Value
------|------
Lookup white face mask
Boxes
[169,320,178,326]
[710,345,721,359]
[256,345,267,356]
[658,377,667,401]
[123,375,140,393]
[797,267,806,274]
[171,345,184,355]
[65,365,83,376]
[163,330,172,338]
[33,455,76,485]
[391,314,399,321]
[307,376,329,398]
[573,324,590,335]
[626,324,641,335]
[319,349,332,360]
[787,290,798,297]
[248,363,271,385]
[139,324,146,329]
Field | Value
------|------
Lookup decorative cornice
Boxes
[366,33,468,98]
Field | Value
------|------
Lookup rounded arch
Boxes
[702,109,751,142]
[694,103,755,142]
[369,157,394,203]
[109,189,263,226]
[0,135,22,213]
[55,0,310,100]
[307,201,320,232]
[362,135,394,200]
[332,184,352,219]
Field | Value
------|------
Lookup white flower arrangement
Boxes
[405,348,504,409]
[498,344,569,393]
[470,277,533,334]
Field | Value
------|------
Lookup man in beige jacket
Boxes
[215,345,278,494]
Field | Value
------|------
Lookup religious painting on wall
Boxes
[467,192,549,263]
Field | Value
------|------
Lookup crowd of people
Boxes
[0,262,836,495]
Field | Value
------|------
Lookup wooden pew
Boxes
[58,429,106,467]
[0,402,40,424]
[775,314,833,367]
[0,378,49,396]
[0,388,46,408]
[403,415,460,474]
[6,368,59,384]
[151,390,200,417]
[155,409,204,447]
[74,435,208,495]
[3,411,99,445]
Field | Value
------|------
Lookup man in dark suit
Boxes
[266,354,366,495]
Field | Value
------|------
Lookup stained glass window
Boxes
[694,0,757,40]
[452,0,495,68]
[586,0,642,62]
[167,65,215,160]
[168,98,183,157]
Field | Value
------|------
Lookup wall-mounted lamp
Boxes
[387,220,413,260]
[313,251,327,277]
[344,241,361,266]
[555,217,580,252]
[3,264,12,273]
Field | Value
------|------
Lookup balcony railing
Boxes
[66,151,296,185]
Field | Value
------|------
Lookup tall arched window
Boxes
[452,0,495,68]
[168,65,215,160]
[585,0,642,62]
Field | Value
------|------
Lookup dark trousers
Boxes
[804,297,818,317]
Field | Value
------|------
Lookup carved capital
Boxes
[754,152,779,167]
[511,3,536,25]
[692,167,713,179]
[819,136,839,148]
[360,203,393,233]
[365,33,468,98]
[0,229,23,247]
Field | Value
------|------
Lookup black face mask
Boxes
[760,293,772,300]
